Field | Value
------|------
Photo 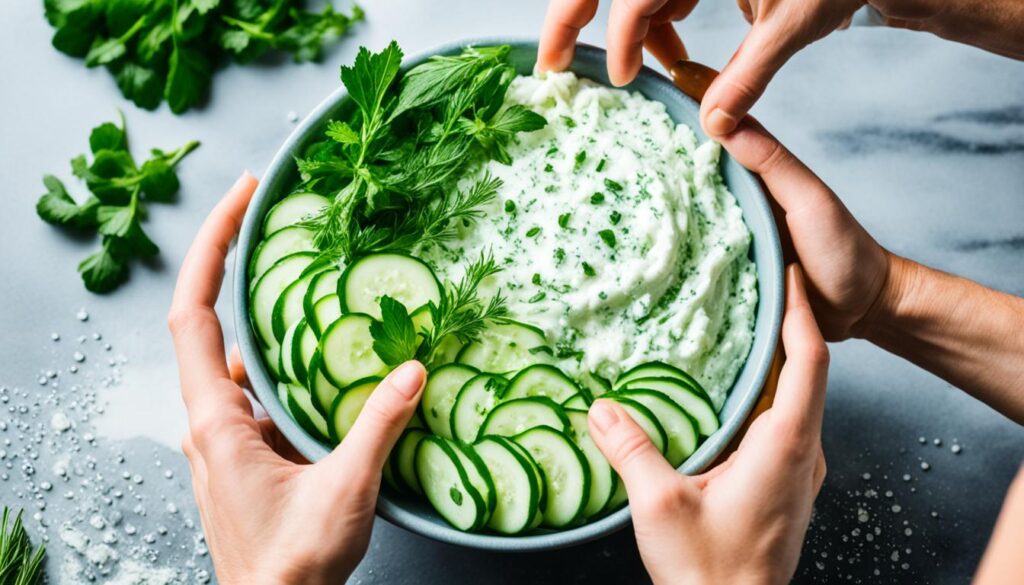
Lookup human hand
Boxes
[588,264,828,585]
[168,172,427,585]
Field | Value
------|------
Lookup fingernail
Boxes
[387,361,425,400]
[705,108,737,136]
[589,400,619,434]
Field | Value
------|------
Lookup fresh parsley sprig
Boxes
[370,252,509,367]
[0,507,46,585]
[36,114,198,292]
[43,0,363,113]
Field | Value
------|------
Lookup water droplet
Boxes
[163,470,173,479]
[69,366,78,374]
[920,461,930,471]
[76,309,89,321]
[166,502,178,514]
[51,333,61,341]
[917,436,926,444]
[73,352,86,363]
[861,472,871,481]
[286,110,299,124]
[891,504,902,513]
[951,444,962,454]
[902,474,912,482]
[92,332,102,340]
[904,528,913,536]
[38,376,48,386]
[132,474,143,484]
[40,481,52,491]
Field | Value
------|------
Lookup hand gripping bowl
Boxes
[233,40,784,552]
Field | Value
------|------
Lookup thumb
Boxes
[588,399,678,495]
[319,361,426,481]
[699,23,793,136]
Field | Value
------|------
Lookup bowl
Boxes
[233,39,784,552]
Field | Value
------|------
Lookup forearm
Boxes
[870,0,1024,59]
[973,466,1024,584]
[863,255,1024,423]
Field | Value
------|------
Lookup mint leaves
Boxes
[43,0,364,114]
[36,114,199,292]
[369,296,420,366]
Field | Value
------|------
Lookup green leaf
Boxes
[191,0,221,14]
[340,41,403,120]
[89,114,127,154]
[87,149,137,203]
[370,296,419,366]
[139,158,180,201]
[104,0,150,37]
[273,4,364,63]
[136,19,173,64]
[36,175,99,228]
[489,105,547,135]
[114,62,163,110]
[97,204,135,237]
[325,120,359,145]
[84,37,127,67]
[392,45,509,119]
[48,0,102,57]
[165,45,211,114]
[78,241,128,293]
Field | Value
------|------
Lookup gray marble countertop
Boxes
[2,1,1022,583]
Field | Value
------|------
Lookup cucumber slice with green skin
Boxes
[452,442,497,525]
[319,314,388,389]
[285,383,329,442]
[272,266,330,342]
[307,351,341,418]
[415,437,488,531]
[504,365,581,404]
[410,304,433,336]
[479,397,570,439]
[250,252,316,352]
[513,426,590,528]
[389,428,428,496]
[604,478,628,512]
[615,361,710,399]
[504,440,547,529]
[338,253,442,320]
[263,345,283,381]
[566,409,616,518]
[249,226,316,281]
[420,364,479,439]
[475,436,541,534]
[451,374,509,442]
[607,390,698,468]
[291,319,318,387]
[578,370,612,398]
[605,396,668,455]
[262,192,330,237]
[328,377,381,443]
[310,294,342,338]
[561,393,592,410]
[456,321,551,374]
[620,377,719,436]
[278,320,303,384]
[303,268,341,335]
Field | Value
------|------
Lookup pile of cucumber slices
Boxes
[248,192,722,534]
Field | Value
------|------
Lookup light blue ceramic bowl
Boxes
[234,39,783,552]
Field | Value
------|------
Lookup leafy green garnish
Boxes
[36,114,198,292]
[43,0,364,113]
[598,229,617,249]
[0,507,46,585]
[298,42,547,260]
[370,296,419,366]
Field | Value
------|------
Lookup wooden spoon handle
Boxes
[665,60,721,103]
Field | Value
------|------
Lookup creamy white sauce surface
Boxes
[423,72,758,408]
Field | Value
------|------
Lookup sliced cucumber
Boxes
[604,478,628,512]
[250,252,316,352]
[278,320,303,384]
[420,364,479,439]
[451,442,497,525]
[479,397,570,439]
[389,428,428,495]
[608,390,697,468]
[578,370,612,398]
[328,377,380,443]
[561,393,591,410]
[456,321,550,374]
[291,319,319,387]
[410,304,433,336]
[504,364,580,404]
[620,377,718,436]
[513,427,590,528]
[605,396,668,455]
[319,314,388,389]
[475,436,540,535]
[504,440,547,529]
[566,409,616,518]
[339,253,442,320]
[310,294,342,339]
[415,437,487,531]
[450,374,508,442]
[272,267,328,342]
[307,351,341,417]
[262,192,329,236]
[615,361,710,400]
[303,268,341,336]
[249,226,316,281]
[285,383,329,442]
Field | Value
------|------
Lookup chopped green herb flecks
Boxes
[596,158,607,172]
[561,115,576,128]
[604,178,623,193]
[528,291,546,303]
[554,248,566,264]
[582,262,596,277]
[504,200,516,214]
[558,213,571,229]
[532,273,541,285]
[590,192,605,204]
[526,226,541,238]
[544,163,554,173]
[609,210,622,225]
[573,150,587,172]
[598,229,617,248]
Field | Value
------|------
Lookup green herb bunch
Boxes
[43,0,364,113]
[295,42,548,261]
[36,113,199,292]
[0,508,45,585]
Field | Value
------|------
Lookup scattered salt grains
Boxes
[286,110,299,123]
[51,412,72,432]
[76,308,89,321]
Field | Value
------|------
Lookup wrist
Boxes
[856,252,920,343]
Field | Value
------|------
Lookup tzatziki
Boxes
[423,72,758,409]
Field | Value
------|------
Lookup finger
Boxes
[228,345,251,390]
[607,0,669,86]
[588,399,680,496]
[699,24,793,136]
[169,172,257,420]
[256,418,308,464]
[771,264,830,437]
[715,118,837,217]
[318,361,426,484]
[538,0,600,72]
[642,21,688,71]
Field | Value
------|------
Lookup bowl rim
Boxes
[233,38,784,552]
